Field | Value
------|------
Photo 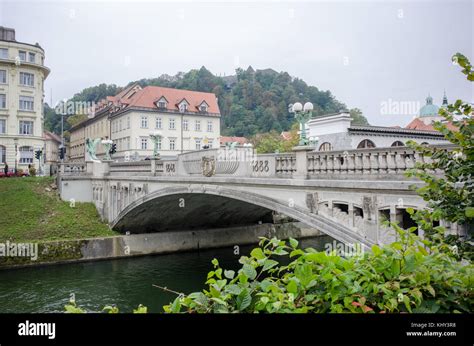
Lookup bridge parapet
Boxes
[60,144,456,180]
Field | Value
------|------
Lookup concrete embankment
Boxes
[0,222,323,270]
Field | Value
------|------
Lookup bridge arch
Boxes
[111,185,374,248]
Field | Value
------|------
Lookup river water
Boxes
[0,235,334,313]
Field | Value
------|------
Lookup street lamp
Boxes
[149,131,162,159]
[291,101,313,146]
[13,137,18,174]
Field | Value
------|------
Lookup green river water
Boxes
[0,235,334,313]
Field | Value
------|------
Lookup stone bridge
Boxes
[59,145,460,249]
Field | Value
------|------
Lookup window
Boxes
[0,145,5,164]
[18,51,26,61]
[20,72,34,86]
[208,139,213,148]
[0,119,5,134]
[19,120,33,135]
[19,96,34,111]
[158,101,166,108]
[141,138,148,150]
[19,146,33,164]
[169,118,175,130]
[127,117,130,129]
[0,70,6,83]
[391,141,404,147]
[141,116,148,128]
[0,48,8,59]
[195,139,201,150]
[319,142,332,151]
[179,103,187,112]
[169,138,176,150]
[199,102,208,112]
[127,137,131,150]
[183,119,189,131]
[0,94,6,108]
[155,117,162,129]
[357,139,376,149]
[28,52,35,63]
[119,119,122,131]
[195,120,201,131]
[207,121,213,132]
[156,137,162,150]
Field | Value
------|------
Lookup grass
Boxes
[0,177,118,242]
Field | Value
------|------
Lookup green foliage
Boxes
[251,123,299,153]
[404,53,474,261]
[163,234,473,313]
[64,301,147,314]
[349,108,370,126]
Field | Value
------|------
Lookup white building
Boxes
[308,95,451,151]
[0,27,50,172]
[69,84,221,160]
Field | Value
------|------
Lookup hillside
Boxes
[45,66,369,138]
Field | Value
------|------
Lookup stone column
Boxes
[292,146,312,179]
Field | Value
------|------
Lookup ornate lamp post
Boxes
[291,102,313,146]
[101,139,113,161]
[149,131,162,159]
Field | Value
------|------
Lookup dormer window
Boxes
[178,99,189,113]
[198,101,209,113]
[156,96,168,109]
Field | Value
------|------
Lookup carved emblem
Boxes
[201,156,216,177]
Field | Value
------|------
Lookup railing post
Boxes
[292,146,312,179]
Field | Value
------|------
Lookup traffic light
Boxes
[35,150,42,160]
[109,143,117,155]
[59,146,66,160]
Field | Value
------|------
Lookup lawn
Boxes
[0,177,118,242]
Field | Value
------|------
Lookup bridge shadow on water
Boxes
[114,193,275,233]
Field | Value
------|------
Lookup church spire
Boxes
[442,90,448,107]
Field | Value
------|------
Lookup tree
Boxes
[349,108,370,126]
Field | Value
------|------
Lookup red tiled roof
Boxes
[43,131,62,143]
[220,136,248,144]
[280,131,292,141]
[405,118,458,131]
[111,86,220,115]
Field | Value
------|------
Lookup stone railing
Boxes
[59,145,456,180]
[110,160,152,175]
[60,162,88,175]
[306,145,454,178]
[275,153,296,176]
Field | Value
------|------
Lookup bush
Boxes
[163,229,473,313]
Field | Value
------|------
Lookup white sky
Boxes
[1,0,473,126]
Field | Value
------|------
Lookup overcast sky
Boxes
[1,0,473,126]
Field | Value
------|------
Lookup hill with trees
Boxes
[45,67,369,139]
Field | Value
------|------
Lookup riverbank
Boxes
[0,222,322,269]
[0,177,117,242]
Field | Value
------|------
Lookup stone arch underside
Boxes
[111,185,374,248]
